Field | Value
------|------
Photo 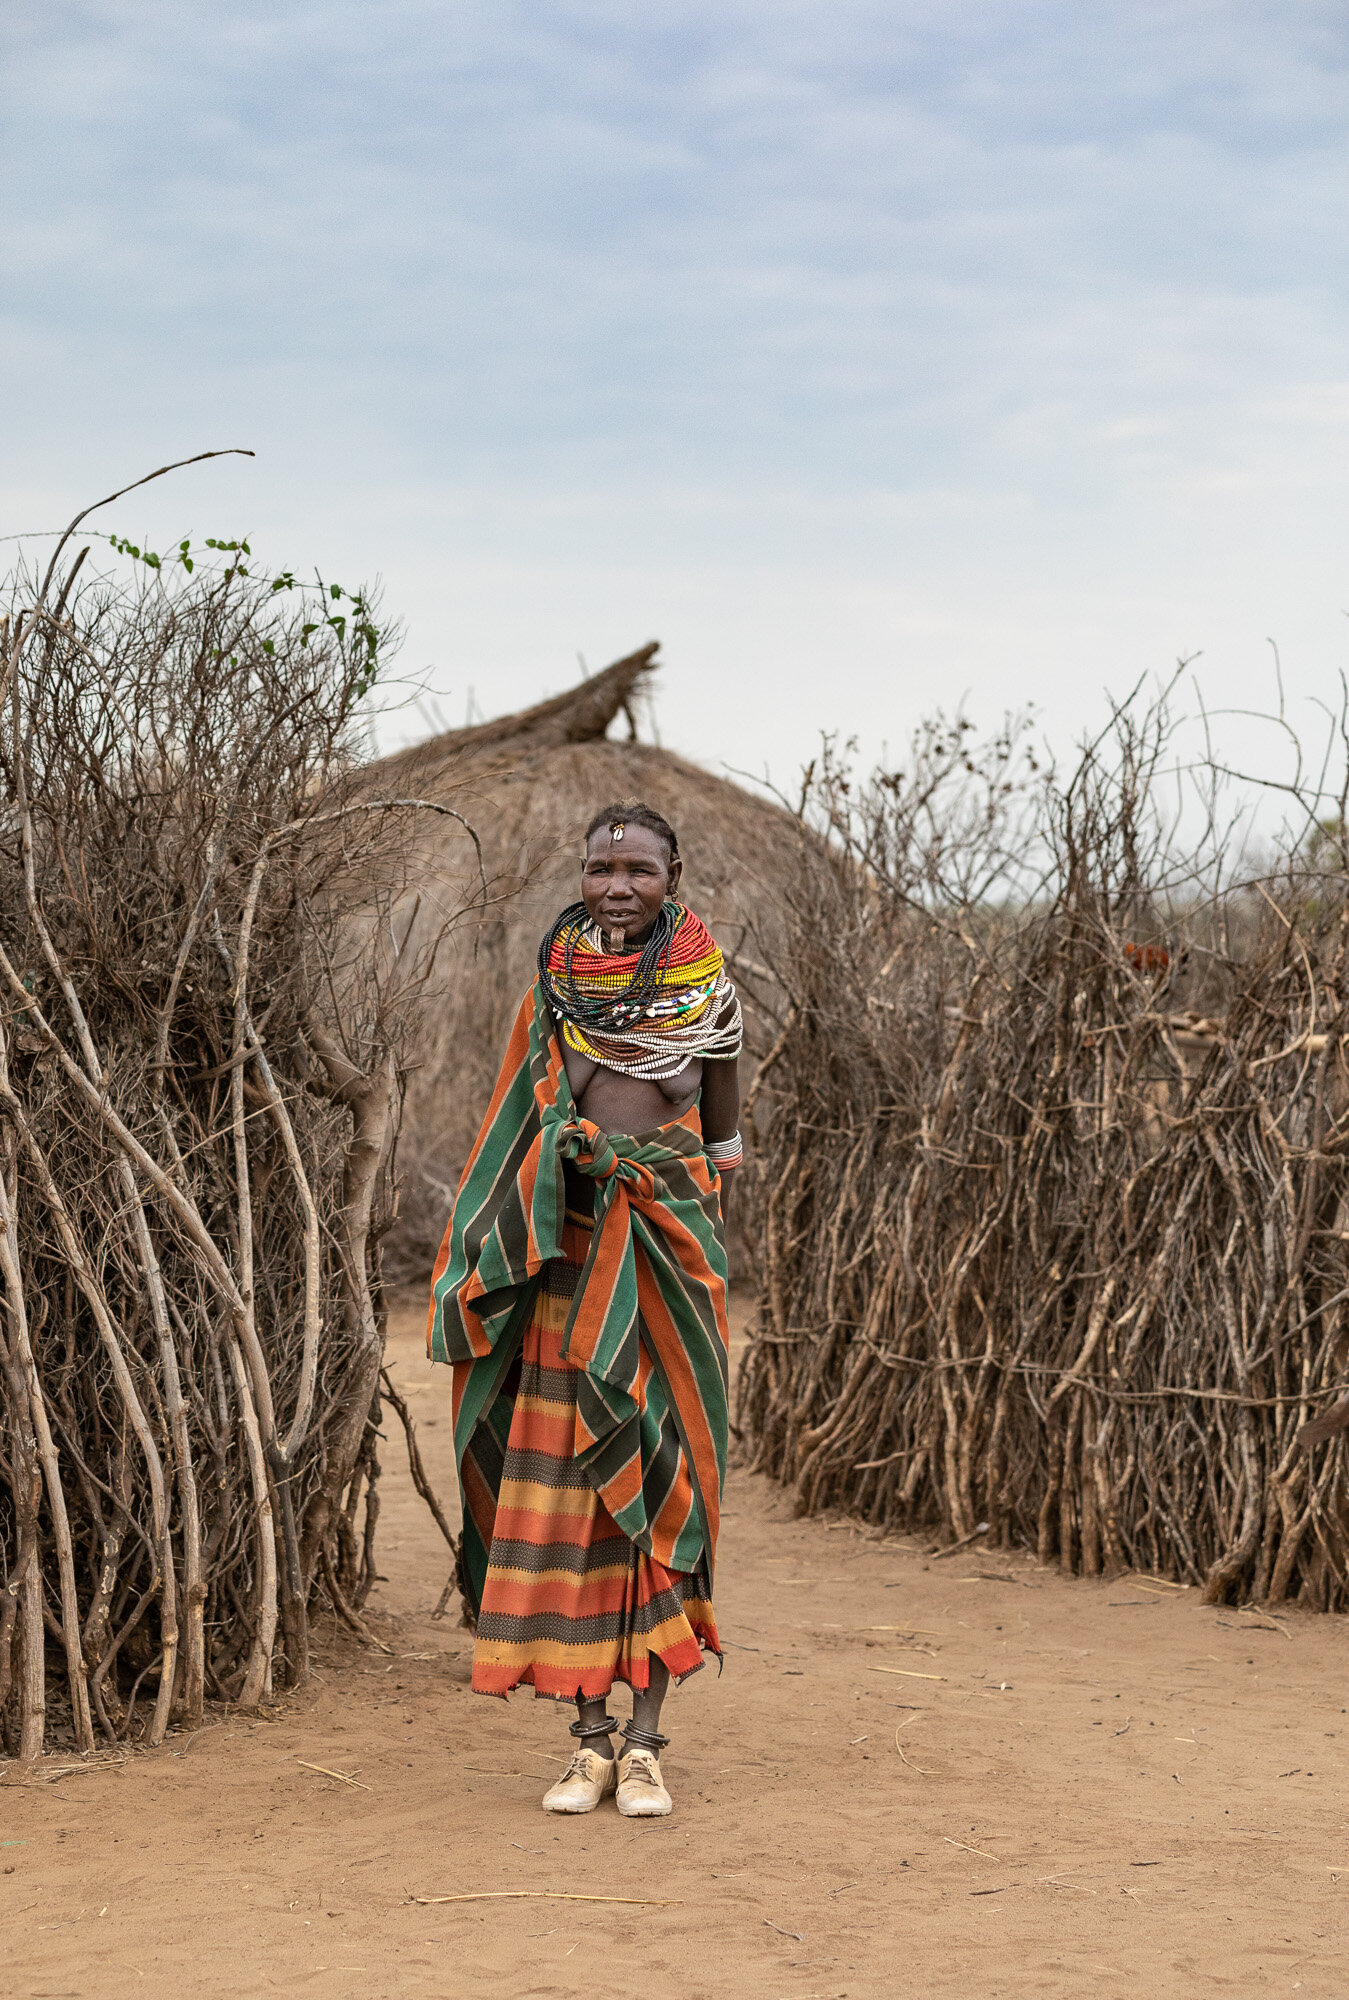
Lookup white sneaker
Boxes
[541,1748,618,1814]
[615,1748,673,1817]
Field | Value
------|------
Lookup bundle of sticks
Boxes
[0,523,476,1756]
[738,702,1349,1607]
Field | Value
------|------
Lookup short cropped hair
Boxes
[582,801,679,861]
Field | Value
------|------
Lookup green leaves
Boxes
[101,529,388,695]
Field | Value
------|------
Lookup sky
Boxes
[4,1,1349,800]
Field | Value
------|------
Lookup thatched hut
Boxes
[369,645,800,1276]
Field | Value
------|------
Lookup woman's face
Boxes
[580,823,680,945]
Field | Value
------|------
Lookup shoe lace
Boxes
[622,1751,662,1788]
[561,1748,608,1782]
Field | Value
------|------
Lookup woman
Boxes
[427,801,742,1818]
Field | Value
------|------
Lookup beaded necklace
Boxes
[537,900,742,1081]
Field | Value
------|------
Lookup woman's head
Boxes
[580,801,681,946]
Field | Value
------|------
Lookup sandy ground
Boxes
[4,1299,1349,1999]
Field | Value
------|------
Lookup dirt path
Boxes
[4,1302,1348,1998]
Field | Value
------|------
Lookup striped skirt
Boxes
[470,1176,719,1701]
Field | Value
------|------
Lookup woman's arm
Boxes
[700,1052,740,1204]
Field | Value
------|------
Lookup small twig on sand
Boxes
[894,1720,934,1773]
[294,1759,371,1791]
[413,1892,682,1907]
[1216,1617,1293,1638]
[929,1523,989,1560]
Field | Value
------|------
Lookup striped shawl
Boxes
[426,982,730,1619]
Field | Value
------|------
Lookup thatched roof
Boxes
[368,643,802,1276]
[377,642,661,778]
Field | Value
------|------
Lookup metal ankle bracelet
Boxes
[620,1721,669,1754]
[569,1714,618,1741]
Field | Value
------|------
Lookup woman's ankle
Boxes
[621,1721,669,1758]
[572,1702,617,1758]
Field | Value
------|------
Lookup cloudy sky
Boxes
[4,2,1348,792]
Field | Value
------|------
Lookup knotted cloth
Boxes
[427,982,730,1619]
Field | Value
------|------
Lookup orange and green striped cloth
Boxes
[426,981,731,1622]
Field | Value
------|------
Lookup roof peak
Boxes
[426,642,660,756]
